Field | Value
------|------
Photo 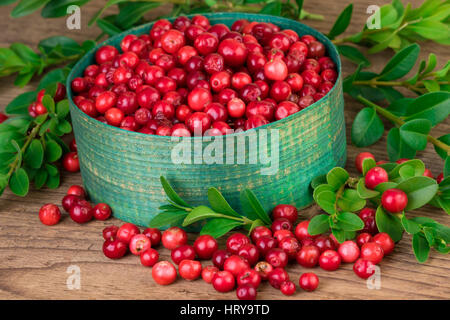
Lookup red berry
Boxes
[69,202,93,224]
[103,239,127,259]
[226,233,250,254]
[129,234,151,255]
[423,169,433,178]
[365,167,389,189]
[238,243,260,266]
[359,207,375,220]
[117,223,140,244]
[93,203,111,220]
[273,230,294,242]
[338,241,360,263]
[296,245,320,268]
[194,32,219,56]
[314,235,336,253]
[250,226,272,243]
[105,108,124,126]
[223,255,250,277]
[39,204,61,226]
[272,204,298,223]
[278,236,300,260]
[360,242,384,264]
[356,233,373,247]
[188,87,212,112]
[265,248,288,268]
[264,59,288,81]
[373,232,395,255]
[254,261,273,280]
[201,265,219,283]
[0,112,8,124]
[62,195,80,212]
[218,39,248,67]
[103,225,119,241]
[299,272,319,291]
[268,267,289,289]
[353,258,376,279]
[162,227,188,250]
[319,250,341,271]
[355,152,375,173]
[212,249,231,269]
[140,248,159,267]
[186,112,212,135]
[171,244,196,264]
[161,29,185,54]
[280,281,296,296]
[236,284,257,300]
[152,261,177,285]
[63,152,80,172]
[255,236,278,257]
[179,259,202,281]
[212,270,235,292]
[381,188,408,213]
[295,220,317,240]
[271,218,293,232]
[236,268,261,288]
[437,173,444,184]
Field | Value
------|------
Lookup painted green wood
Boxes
[67,13,346,229]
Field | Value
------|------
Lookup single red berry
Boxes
[193,235,218,259]
[223,255,250,277]
[314,235,336,253]
[238,243,260,266]
[179,259,202,281]
[236,268,261,289]
[355,152,375,173]
[105,108,125,126]
[319,250,341,271]
[236,284,257,300]
[273,230,294,243]
[272,204,298,223]
[359,207,375,220]
[278,236,300,260]
[360,242,384,264]
[161,29,185,54]
[152,261,177,285]
[268,267,289,289]
[353,258,376,279]
[338,241,360,263]
[271,218,293,233]
[171,245,196,264]
[218,39,248,67]
[162,227,187,250]
[250,226,272,243]
[381,188,408,213]
[63,152,80,172]
[143,228,161,247]
[212,270,235,292]
[0,112,8,124]
[254,261,273,280]
[39,204,61,226]
[296,245,320,268]
[140,248,159,267]
[129,234,151,255]
[103,239,127,259]
[255,236,278,257]
[265,248,288,268]
[373,232,395,255]
[280,281,296,296]
[423,169,433,178]
[365,167,389,189]
[356,233,373,247]
[61,194,80,212]
[264,59,288,81]
[202,265,219,284]
[437,173,444,184]
[212,249,231,269]
[299,272,319,291]
[103,225,119,241]
[93,203,111,220]
[226,233,250,254]
[69,202,93,224]
[117,223,140,244]
[294,220,317,241]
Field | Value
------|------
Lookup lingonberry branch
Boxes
[355,95,450,155]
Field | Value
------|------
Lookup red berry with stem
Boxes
[280,281,296,296]
[129,234,151,255]
[93,203,111,220]
[212,271,235,292]
[171,245,196,264]
[179,259,202,281]
[39,204,61,226]
[381,188,408,213]
[299,273,319,291]
[319,250,341,271]
[365,167,389,189]
[373,232,395,255]
[103,239,127,259]
[338,241,360,263]
[236,284,257,300]
[355,152,375,173]
[296,245,320,268]
[140,248,159,267]
[63,152,80,172]
[268,267,289,289]
[143,228,161,247]
[202,265,219,283]
[103,225,119,241]
[272,204,298,223]
[162,227,187,250]
[237,268,261,288]
[353,258,376,279]
[360,242,384,264]
[117,223,140,244]
[152,261,177,285]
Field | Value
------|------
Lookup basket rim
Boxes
[67,12,342,140]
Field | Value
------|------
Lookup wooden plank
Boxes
[0,0,449,300]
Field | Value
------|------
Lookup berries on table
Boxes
[103,225,119,241]
[353,258,376,279]
[140,248,159,267]
[223,255,250,277]
[178,259,202,281]
[299,272,319,291]
[63,152,80,172]
[373,232,395,255]
[39,204,61,226]
[103,239,127,259]
[117,223,140,244]
[193,234,218,259]
[237,268,261,289]
[152,261,177,285]
[212,270,235,292]
[268,267,289,289]
[280,281,296,296]
[296,245,320,268]
[319,250,341,271]
[69,202,93,224]
[162,227,188,250]
[236,284,257,300]
[129,234,151,255]
[171,244,196,264]
[360,242,384,264]
[381,189,408,213]
[93,203,112,220]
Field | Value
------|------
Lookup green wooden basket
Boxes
[67,13,346,229]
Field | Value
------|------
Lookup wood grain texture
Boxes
[0,0,449,300]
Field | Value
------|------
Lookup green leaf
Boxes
[24,139,43,169]
[331,227,346,244]
[11,0,49,18]
[398,165,415,180]
[362,157,376,176]
[399,119,432,151]
[97,18,123,36]
[160,176,191,208]
[182,205,221,227]
[10,43,40,64]
[248,219,265,235]
[44,139,62,162]
[407,20,449,40]
[56,100,70,119]
[57,120,72,134]
[200,218,243,239]
[313,184,334,202]
[375,206,403,242]
[404,91,450,126]
[310,174,327,189]
[38,68,69,90]
[388,159,425,179]
[328,4,353,40]
[423,80,440,92]
[386,98,413,117]
[41,94,55,113]
[0,48,26,76]
[240,189,271,225]
[326,167,349,190]
[445,156,450,178]
[149,211,188,228]
[337,189,366,212]
[434,134,450,160]
[357,178,380,199]
[378,44,420,81]
[5,91,36,115]
[260,1,281,15]
[337,45,370,67]
[38,36,83,56]
[207,187,240,218]
[41,0,89,18]
[89,0,128,25]
[45,163,58,176]
[379,86,404,103]
[412,233,430,263]
[401,215,421,234]
[387,128,417,161]
[351,107,384,147]
[114,2,161,29]
[45,170,59,189]
[396,176,438,210]
[374,181,398,193]
[34,167,48,189]
[0,131,25,153]
[307,214,330,236]
[0,1,19,5]
[336,212,364,231]
[9,167,29,196]
[316,190,336,214]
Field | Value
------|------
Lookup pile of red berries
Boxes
[101,203,394,300]
[38,184,112,226]
[70,16,338,136]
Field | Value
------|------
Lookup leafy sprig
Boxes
[310,159,450,262]
[149,177,271,238]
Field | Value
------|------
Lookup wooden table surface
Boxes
[0,0,449,300]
